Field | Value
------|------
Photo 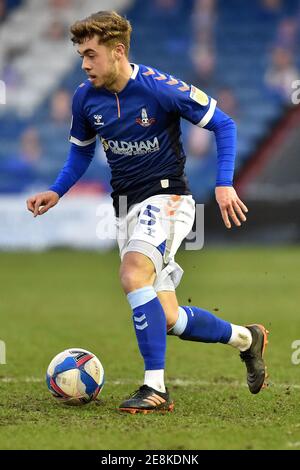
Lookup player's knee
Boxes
[166,316,178,331]
[120,252,156,294]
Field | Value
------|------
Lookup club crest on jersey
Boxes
[136,108,156,127]
[94,114,104,126]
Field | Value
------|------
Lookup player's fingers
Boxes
[221,208,231,229]
[38,202,53,215]
[33,198,42,217]
[233,200,247,223]
[236,198,248,213]
[227,205,241,227]
[26,198,36,213]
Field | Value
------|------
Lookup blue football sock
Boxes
[169,306,232,344]
[127,286,167,370]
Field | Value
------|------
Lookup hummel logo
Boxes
[134,314,148,330]
[94,114,104,126]
[188,307,194,317]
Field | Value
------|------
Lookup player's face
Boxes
[78,36,119,89]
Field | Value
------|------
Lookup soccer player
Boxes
[26,11,269,414]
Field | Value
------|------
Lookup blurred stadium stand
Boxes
[0,0,23,18]
[0,0,299,246]
[237,106,300,201]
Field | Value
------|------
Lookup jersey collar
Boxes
[130,63,139,80]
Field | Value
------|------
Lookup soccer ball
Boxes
[46,348,104,405]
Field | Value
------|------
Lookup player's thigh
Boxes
[165,196,195,261]
[119,197,170,281]
[157,290,179,330]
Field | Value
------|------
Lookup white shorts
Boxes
[116,194,195,292]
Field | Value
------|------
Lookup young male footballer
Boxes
[27,11,269,414]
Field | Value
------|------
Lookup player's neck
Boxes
[105,61,133,94]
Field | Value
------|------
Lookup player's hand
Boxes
[215,186,248,229]
[26,191,60,217]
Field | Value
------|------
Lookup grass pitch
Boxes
[0,247,300,450]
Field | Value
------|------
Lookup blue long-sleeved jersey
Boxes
[50,63,236,214]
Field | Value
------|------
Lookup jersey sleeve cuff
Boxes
[69,135,97,147]
[49,185,64,197]
[196,98,217,128]
[215,182,233,187]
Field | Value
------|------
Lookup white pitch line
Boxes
[0,377,300,389]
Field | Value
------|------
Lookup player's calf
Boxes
[168,305,269,394]
[121,251,168,395]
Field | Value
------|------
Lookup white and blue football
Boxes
[46,348,104,405]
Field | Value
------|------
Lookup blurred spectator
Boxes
[189,0,216,89]
[18,128,42,165]
[260,0,283,22]
[154,0,181,13]
[2,49,24,90]
[141,0,185,23]
[275,18,298,51]
[44,19,68,42]
[0,0,23,20]
[2,61,22,90]
[49,0,71,10]
[265,46,299,104]
[217,87,239,122]
[0,128,42,193]
[192,0,216,47]
[189,44,216,88]
[1,40,29,91]
[37,89,71,165]
[50,89,71,124]
[186,124,212,158]
[0,0,6,23]
[260,0,282,13]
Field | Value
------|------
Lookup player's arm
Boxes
[26,142,96,217]
[27,85,96,217]
[205,107,248,229]
[154,74,248,228]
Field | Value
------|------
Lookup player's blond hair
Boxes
[70,11,132,57]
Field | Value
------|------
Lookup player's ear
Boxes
[113,43,125,60]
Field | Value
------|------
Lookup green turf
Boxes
[0,247,300,450]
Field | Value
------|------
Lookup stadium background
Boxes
[0,0,300,451]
